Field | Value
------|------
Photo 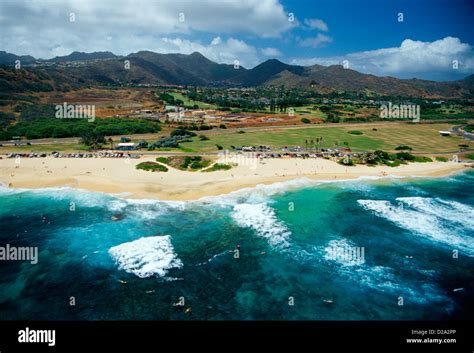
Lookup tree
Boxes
[80,131,106,148]
[108,137,114,149]
[395,145,412,151]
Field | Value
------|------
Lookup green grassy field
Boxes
[0,143,90,153]
[170,92,218,110]
[1,123,468,155]
[181,127,383,152]
[180,123,468,153]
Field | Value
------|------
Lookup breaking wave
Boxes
[231,203,291,248]
[108,236,183,278]
[357,198,474,256]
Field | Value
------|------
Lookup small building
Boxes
[116,142,137,151]
[165,105,178,112]
[439,131,451,136]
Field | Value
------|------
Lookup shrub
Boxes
[465,154,474,160]
[395,145,412,151]
[190,161,203,169]
[178,156,210,170]
[171,129,196,137]
[301,118,311,124]
[136,162,168,172]
[202,163,232,172]
[156,157,170,164]
[395,152,416,161]
[216,144,223,150]
[374,150,391,160]
[384,160,402,167]
[153,136,182,148]
[348,130,363,135]
[435,156,448,162]
[325,113,340,123]
[414,156,432,163]
[199,135,209,141]
[338,157,355,166]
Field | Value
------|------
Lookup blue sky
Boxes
[1,0,473,80]
[281,0,474,55]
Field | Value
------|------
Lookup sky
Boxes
[0,0,473,81]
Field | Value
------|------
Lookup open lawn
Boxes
[181,127,383,152]
[0,143,90,153]
[1,123,468,155]
[356,123,468,152]
[180,123,468,153]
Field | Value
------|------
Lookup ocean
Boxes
[0,171,473,320]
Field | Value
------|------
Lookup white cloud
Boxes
[211,37,222,46]
[299,33,333,48]
[291,37,474,79]
[261,47,282,57]
[304,18,328,32]
[0,0,293,59]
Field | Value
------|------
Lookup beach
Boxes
[0,154,467,200]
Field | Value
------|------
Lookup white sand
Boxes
[0,155,467,200]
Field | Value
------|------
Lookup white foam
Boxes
[397,197,474,228]
[324,239,365,266]
[231,203,291,248]
[323,260,449,305]
[108,236,183,278]
[358,199,474,256]
[107,200,128,212]
[197,178,317,207]
[197,174,416,208]
[2,185,114,208]
[106,197,187,220]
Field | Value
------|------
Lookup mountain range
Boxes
[1,50,473,98]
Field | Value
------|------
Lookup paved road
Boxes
[451,125,474,141]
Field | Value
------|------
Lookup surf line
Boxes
[0,244,38,264]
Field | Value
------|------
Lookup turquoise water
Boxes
[0,171,473,320]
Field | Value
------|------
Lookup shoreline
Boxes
[0,155,468,200]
